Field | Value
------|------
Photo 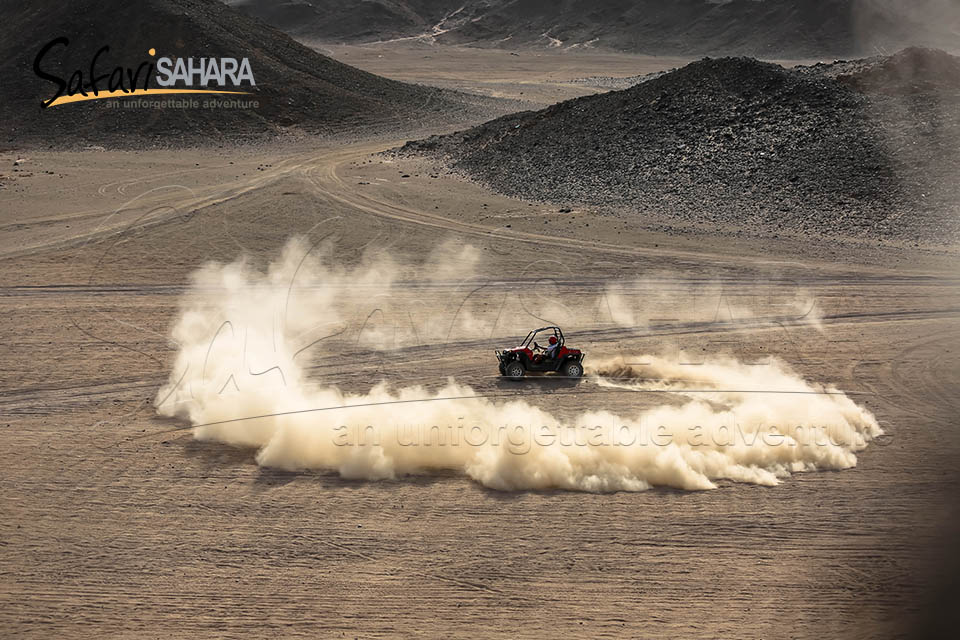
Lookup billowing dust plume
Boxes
[156,238,882,492]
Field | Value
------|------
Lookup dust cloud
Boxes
[852,0,960,54]
[155,238,882,492]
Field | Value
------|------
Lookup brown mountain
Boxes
[228,0,960,58]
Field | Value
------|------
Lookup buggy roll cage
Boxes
[519,326,564,350]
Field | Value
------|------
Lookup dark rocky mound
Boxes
[403,53,960,243]
[1,0,501,147]
[231,0,960,58]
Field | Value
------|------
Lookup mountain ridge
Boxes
[228,0,960,58]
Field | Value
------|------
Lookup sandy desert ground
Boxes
[2,47,959,638]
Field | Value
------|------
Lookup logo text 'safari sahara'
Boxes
[33,37,256,108]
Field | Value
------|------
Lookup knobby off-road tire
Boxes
[562,360,583,379]
[505,361,525,381]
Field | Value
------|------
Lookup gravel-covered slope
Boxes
[403,51,960,244]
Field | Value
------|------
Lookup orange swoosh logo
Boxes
[48,88,253,107]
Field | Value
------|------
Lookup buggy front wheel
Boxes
[505,361,525,381]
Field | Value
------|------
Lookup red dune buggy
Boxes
[496,326,584,380]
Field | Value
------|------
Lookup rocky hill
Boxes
[1,0,504,147]
[403,49,960,244]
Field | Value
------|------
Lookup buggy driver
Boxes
[534,335,560,361]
